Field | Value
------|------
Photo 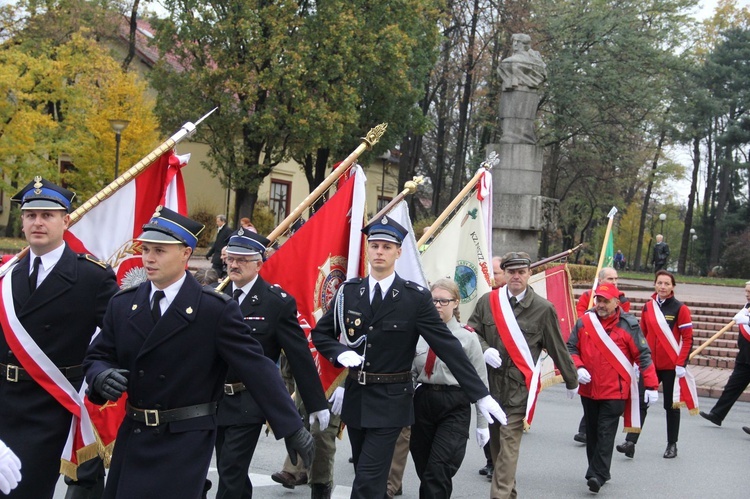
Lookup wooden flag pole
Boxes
[690,304,749,360]
[530,244,583,270]
[587,207,618,309]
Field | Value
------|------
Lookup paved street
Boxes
[54,384,750,498]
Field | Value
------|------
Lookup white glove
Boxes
[0,439,22,495]
[733,310,749,325]
[328,386,344,415]
[634,363,640,380]
[476,428,490,448]
[476,395,507,426]
[567,386,579,399]
[337,350,364,368]
[675,366,686,378]
[483,348,502,369]
[577,368,591,384]
[644,389,659,407]
[309,409,331,431]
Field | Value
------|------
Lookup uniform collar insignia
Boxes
[359,287,365,296]
[392,289,399,298]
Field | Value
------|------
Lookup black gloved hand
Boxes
[93,368,129,401]
[284,427,315,468]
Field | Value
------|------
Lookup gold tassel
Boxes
[623,427,641,434]
[689,408,700,416]
[540,374,564,390]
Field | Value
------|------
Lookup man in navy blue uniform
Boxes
[312,215,507,499]
[84,207,314,498]
[214,229,329,498]
[0,177,119,499]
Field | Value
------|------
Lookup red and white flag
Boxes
[61,149,189,471]
[260,166,367,395]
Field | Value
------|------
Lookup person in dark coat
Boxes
[311,215,506,499]
[206,214,231,276]
[214,229,329,499]
[83,207,314,499]
[0,177,119,499]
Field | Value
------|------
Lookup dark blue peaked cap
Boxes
[226,228,270,260]
[362,215,407,245]
[11,176,75,212]
[137,206,204,250]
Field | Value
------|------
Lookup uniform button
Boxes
[369,326,373,331]
[392,325,397,328]
[138,370,145,377]
[133,428,141,434]
[7,351,13,357]
[367,344,372,348]
[366,362,371,366]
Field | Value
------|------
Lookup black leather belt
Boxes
[126,401,217,427]
[224,382,246,395]
[1,363,83,382]
[348,370,411,385]
[423,384,463,392]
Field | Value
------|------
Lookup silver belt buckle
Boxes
[357,371,367,385]
[224,384,235,395]
[6,365,19,382]
[144,409,160,426]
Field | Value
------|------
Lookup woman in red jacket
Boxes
[616,270,693,459]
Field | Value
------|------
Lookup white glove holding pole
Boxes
[483,348,502,369]
[0,439,22,495]
[577,368,591,384]
[733,310,749,325]
[476,428,490,448]
[309,409,331,431]
[644,389,659,407]
[476,395,507,426]
[675,366,686,378]
[328,386,345,415]
[337,350,364,368]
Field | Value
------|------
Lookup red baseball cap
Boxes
[594,284,621,301]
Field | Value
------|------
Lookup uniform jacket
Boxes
[468,286,578,415]
[0,245,118,499]
[576,290,630,318]
[206,224,231,267]
[217,277,327,426]
[567,311,658,400]
[83,272,302,499]
[311,274,489,429]
[641,292,693,370]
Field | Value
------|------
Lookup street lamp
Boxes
[659,213,666,238]
[109,119,130,179]
[690,230,697,275]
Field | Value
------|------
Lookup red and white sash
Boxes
[0,265,98,477]
[645,300,699,413]
[488,286,542,428]
[582,312,641,431]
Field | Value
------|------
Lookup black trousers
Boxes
[581,397,625,484]
[710,362,750,421]
[348,426,402,499]
[214,422,264,499]
[626,369,680,444]
[410,386,471,499]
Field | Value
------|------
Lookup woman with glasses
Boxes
[410,279,490,498]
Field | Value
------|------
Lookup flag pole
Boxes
[530,244,583,270]
[416,156,496,249]
[587,207,618,308]
[214,123,388,292]
[0,108,218,278]
[266,123,388,243]
[371,176,424,221]
[689,303,750,360]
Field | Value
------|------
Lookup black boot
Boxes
[202,479,212,499]
[663,443,677,459]
[64,482,103,499]
[311,482,333,499]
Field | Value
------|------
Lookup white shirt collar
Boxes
[30,242,66,274]
[150,272,188,310]
[233,275,259,305]
[509,288,527,302]
[369,272,396,301]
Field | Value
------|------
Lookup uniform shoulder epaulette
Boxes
[203,286,231,302]
[403,280,429,293]
[113,285,138,297]
[267,284,294,302]
[461,323,475,332]
[346,276,364,284]
[78,253,108,269]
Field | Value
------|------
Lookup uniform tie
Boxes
[232,288,243,303]
[371,283,383,314]
[151,290,165,323]
[29,257,41,293]
[424,348,437,379]
[509,296,518,308]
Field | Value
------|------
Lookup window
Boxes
[377,196,392,212]
[269,180,291,226]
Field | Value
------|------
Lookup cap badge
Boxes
[381,216,388,224]
[152,205,163,218]
[33,176,43,194]
[238,227,244,236]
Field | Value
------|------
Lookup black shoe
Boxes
[348,456,354,463]
[616,441,635,458]
[587,477,601,493]
[271,471,308,489]
[573,432,587,444]
[202,479,212,499]
[663,443,677,459]
[487,466,494,481]
[479,463,493,475]
[743,426,750,435]
[395,487,403,496]
[311,482,333,499]
[699,411,722,426]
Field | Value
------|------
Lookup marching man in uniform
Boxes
[0,177,119,498]
[312,215,506,499]
[83,207,314,498]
